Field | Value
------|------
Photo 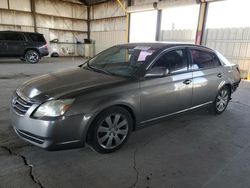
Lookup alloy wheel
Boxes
[26,51,39,63]
[216,88,229,112]
[97,113,129,149]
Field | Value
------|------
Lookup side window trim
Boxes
[146,47,191,76]
[188,47,222,71]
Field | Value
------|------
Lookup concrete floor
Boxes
[0,57,250,188]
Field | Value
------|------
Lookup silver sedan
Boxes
[10,43,241,153]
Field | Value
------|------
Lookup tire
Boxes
[25,50,40,64]
[89,106,133,153]
[51,52,59,57]
[212,86,230,114]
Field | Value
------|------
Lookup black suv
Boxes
[0,31,49,63]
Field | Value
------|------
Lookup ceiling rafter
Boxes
[78,0,111,6]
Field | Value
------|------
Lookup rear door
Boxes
[140,48,193,123]
[189,48,223,107]
[5,32,26,57]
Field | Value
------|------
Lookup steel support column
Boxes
[195,0,208,45]
[116,0,130,43]
[7,0,10,9]
[87,6,90,40]
[155,9,162,41]
[30,0,37,32]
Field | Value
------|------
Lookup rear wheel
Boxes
[212,86,230,114]
[89,107,132,153]
[25,50,40,64]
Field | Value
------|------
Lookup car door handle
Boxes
[183,79,192,85]
[217,73,223,78]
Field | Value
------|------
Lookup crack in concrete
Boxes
[131,148,139,188]
[129,114,209,188]
[0,146,45,188]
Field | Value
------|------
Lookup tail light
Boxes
[45,42,48,49]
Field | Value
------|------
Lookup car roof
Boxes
[115,42,213,52]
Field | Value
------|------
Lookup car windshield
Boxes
[84,45,156,77]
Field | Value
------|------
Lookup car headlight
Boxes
[33,99,75,118]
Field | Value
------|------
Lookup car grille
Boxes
[15,128,45,144]
[12,95,33,115]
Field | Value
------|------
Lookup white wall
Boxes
[90,1,127,54]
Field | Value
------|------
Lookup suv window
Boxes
[28,33,45,42]
[152,49,188,73]
[5,33,24,41]
[190,49,221,70]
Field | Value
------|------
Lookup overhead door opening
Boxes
[129,10,157,42]
[159,4,200,44]
[204,0,250,75]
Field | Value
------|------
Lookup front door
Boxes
[140,48,193,123]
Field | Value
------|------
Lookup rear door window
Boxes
[190,49,221,70]
[28,33,45,42]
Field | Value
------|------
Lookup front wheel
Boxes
[212,86,230,114]
[89,107,132,153]
[25,50,40,64]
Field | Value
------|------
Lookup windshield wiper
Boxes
[86,62,112,76]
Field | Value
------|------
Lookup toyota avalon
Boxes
[10,43,241,153]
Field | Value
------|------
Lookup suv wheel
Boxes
[25,50,40,64]
[90,107,132,153]
[212,86,230,114]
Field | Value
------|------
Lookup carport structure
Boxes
[1,0,250,76]
[1,0,250,188]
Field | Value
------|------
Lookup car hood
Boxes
[16,67,127,102]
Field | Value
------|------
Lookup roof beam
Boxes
[195,0,208,45]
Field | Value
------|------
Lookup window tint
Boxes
[5,33,24,41]
[153,49,188,73]
[190,49,221,70]
[28,33,45,42]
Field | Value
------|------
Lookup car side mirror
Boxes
[145,67,169,78]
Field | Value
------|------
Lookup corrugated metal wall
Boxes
[90,1,126,54]
[91,31,126,54]
[204,28,250,73]
[0,0,87,56]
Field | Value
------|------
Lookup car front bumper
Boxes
[10,101,92,150]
